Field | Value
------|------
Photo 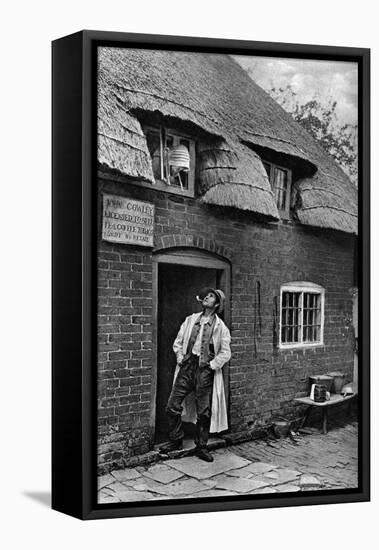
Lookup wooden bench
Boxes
[294,393,356,434]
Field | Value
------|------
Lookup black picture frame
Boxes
[52,30,370,520]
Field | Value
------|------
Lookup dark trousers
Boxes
[166,355,214,448]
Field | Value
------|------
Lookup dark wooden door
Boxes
[156,263,218,440]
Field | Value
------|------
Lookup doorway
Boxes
[152,250,230,443]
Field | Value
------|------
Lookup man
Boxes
[159,288,231,462]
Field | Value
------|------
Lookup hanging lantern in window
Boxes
[168,144,190,172]
[166,144,190,190]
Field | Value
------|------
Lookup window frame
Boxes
[279,281,325,349]
[144,124,196,198]
[262,160,292,218]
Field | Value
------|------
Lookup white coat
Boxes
[172,312,231,433]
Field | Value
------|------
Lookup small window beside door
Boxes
[279,282,325,349]
[144,125,196,196]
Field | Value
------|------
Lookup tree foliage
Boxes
[269,84,357,186]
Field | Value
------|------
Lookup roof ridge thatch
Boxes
[98,47,357,234]
[243,129,301,147]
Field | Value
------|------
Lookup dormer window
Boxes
[263,161,292,217]
[144,125,196,196]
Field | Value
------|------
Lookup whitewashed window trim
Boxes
[279,281,325,349]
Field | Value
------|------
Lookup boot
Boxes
[196,447,214,462]
[159,440,183,454]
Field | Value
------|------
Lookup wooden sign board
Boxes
[102,194,155,247]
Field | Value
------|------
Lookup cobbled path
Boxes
[232,418,358,490]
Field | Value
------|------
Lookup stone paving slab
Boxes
[100,490,153,502]
[165,450,250,479]
[299,475,323,490]
[132,476,177,495]
[274,484,301,493]
[245,462,277,474]
[98,490,121,503]
[232,420,358,491]
[227,467,255,479]
[102,482,154,501]
[104,481,138,496]
[100,485,120,497]
[252,468,302,487]
[211,474,270,493]
[112,468,142,482]
[127,476,213,497]
[154,478,212,497]
[144,463,184,484]
[97,419,357,502]
[98,474,115,489]
[201,478,222,488]
[227,462,277,478]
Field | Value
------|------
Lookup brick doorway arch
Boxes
[150,248,231,445]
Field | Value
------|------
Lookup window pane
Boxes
[170,167,189,189]
[162,134,173,180]
[146,130,162,180]
[303,292,321,342]
[164,135,190,189]
[281,288,323,346]
[273,167,288,211]
[281,291,301,343]
[166,134,174,148]
[280,169,288,191]
[275,187,283,210]
[288,306,293,327]
[179,138,190,188]
[180,138,190,151]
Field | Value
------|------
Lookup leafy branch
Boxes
[269,84,357,186]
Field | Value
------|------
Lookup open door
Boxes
[153,250,230,443]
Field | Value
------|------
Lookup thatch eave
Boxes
[294,172,358,235]
[98,47,357,234]
[197,140,279,218]
[240,134,317,174]
[200,181,279,220]
[296,206,358,235]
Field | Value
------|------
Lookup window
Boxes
[279,282,325,348]
[263,161,292,216]
[144,125,196,195]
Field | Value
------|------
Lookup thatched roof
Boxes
[98,47,357,234]
[197,141,278,217]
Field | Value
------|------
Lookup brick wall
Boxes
[97,177,356,471]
